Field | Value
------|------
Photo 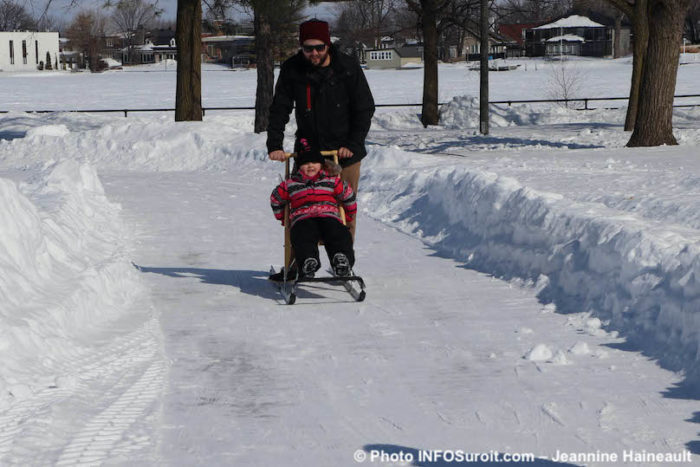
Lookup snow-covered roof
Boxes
[546,34,585,43]
[100,57,122,67]
[202,35,253,43]
[534,15,604,30]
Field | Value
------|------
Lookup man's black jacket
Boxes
[266,46,375,167]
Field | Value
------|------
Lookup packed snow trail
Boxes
[102,169,698,466]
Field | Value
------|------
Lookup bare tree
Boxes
[253,0,304,133]
[405,0,451,126]
[441,0,480,58]
[333,6,368,55]
[347,0,399,48]
[547,60,585,107]
[234,0,306,133]
[605,0,691,146]
[108,0,162,64]
[626,0,691,146]
[36,12,61,32]
[0,0,36,30]
[497,0,572,22]
[604,0,647,131]
[65,10,107,71]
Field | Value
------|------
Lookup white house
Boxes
[0,31,60,72]
[365,46,423,70]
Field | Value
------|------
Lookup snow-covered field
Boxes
[2,56,699,111]
[1,58,699,465]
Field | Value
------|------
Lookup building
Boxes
[498,22,547,57]
[0,31,59,72]
[335,40,369,64]
[462,32,509,61]
[365,45,423,70]
[128,33,177,65]
[202,35,254,67]
[525,15,612,57]
[58,37,80,70]
[439,23,510,61]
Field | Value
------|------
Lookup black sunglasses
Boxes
[302,44,327,53]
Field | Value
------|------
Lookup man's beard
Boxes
[306,50,330,67]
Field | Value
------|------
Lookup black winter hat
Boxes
[296,148,325,166]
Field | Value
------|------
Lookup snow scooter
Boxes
[269,150,366,305]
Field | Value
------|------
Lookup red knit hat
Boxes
[299,19,331,47]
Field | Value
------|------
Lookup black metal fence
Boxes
[489,94,700,110]
[1,94,699,117]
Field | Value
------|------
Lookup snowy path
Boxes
[103,169,699,466]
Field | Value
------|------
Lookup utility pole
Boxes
[479,0,489,135]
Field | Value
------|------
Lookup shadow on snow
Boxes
[685,412,700,455]
[133,264,279,300]
[132,264,352,304]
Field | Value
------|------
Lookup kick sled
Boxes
[269,150,366,305]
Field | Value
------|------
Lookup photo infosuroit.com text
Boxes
[354,449,535,464]
[354,447,695,464]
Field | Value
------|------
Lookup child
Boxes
[270,145,357,279]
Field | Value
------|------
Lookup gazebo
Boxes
[525,15,611,57]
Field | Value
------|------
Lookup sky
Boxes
[37,0,342,28]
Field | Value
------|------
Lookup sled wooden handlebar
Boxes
[283,150,338,159]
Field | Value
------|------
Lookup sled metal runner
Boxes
[271,149,366,305]
[270,266,366,305]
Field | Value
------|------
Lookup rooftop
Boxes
[534,15,605,30]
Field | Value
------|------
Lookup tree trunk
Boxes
[254,10,274,133]
[613,14,622,58]
[479,0,489,135]
[627,0,688,146]
[89,40,99,72]
[688,14,699,43]
[624,0,649,132]
[456,29,464,58]
[421,1,439,127]
[175,0,203,122]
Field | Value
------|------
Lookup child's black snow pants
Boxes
[291,217,355,269]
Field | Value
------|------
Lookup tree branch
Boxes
[604,0,635,17]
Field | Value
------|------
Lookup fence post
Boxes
[585,99,588,110]
[124,110,128,117]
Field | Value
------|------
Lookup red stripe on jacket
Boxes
[270,170,357,227]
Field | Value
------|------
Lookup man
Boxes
[267,19,374,281]
[267,18,375,238]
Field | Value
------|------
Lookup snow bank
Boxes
[0,113,267,172]
[0,160,145,405]
[374,95,629,131]
[361,148,700,387]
